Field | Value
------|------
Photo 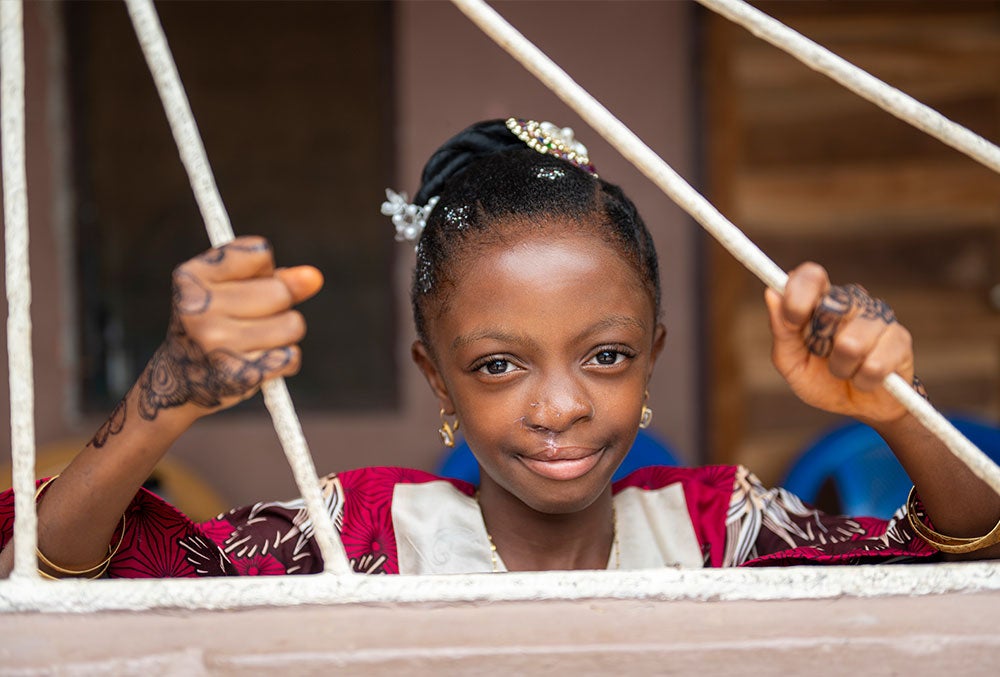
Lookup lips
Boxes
[518,446,604,481]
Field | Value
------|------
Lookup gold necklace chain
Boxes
[478,494,620,573]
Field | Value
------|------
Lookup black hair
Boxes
[410,119,660,342]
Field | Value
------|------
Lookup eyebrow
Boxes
[451,315,647,352]
[571,315,648,344]
[451,329,539,352]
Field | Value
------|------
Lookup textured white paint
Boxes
[450,0,1000,500]
[1,0,39,582]
[1,561,999,614]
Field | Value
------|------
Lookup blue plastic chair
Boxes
[782,416,1000,519]
[436,428,680,485]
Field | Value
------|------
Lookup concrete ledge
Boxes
[2,560,1000,613]
[2,593,999,674]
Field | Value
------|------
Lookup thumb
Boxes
[765,288,809,367]
[276,266,324,304]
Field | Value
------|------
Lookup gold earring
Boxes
[439,408,460,448]
[639,391,653,429]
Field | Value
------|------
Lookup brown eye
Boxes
[587,348,633,367]
[480,359,511,375]
[595,350,619,365]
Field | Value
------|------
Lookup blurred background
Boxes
[2,1,999,518]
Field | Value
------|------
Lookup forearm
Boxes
[0,238,317,578]
[872,413,1000,560]
[0,382,201,577]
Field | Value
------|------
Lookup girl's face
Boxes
[414,220,666,515]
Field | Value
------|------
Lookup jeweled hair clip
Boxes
[506,117,597,176]
[381,189,440,244]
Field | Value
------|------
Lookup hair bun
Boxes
[413,119,522,206]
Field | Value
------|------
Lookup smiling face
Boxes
[413,218,665,515]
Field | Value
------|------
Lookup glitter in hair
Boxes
[534,166,566,181]
[442,204,474,230]
[414,242,435,294]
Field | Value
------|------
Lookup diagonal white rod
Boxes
[123,0,350,574]
[1,0,39,580]
[697,0,1000,176]
[450,0,1000,499]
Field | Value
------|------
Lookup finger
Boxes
[265,345,302,379]
[190,311,306,353]
[782,263,830,331]
[826,314,887,381]
[851,324,913,392]
[193,266,324,319]
[231,311,307,353]
[765,288,808,370]
[211,277,294,319]
[803,285,857,358]
[765,288,796,341]
[208,346,302,400]
[276,266,324,304]
[182,235,275,283]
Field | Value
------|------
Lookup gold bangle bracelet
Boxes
[905,486,1000,554]
[34,474,127,579]
[37,557,111,581]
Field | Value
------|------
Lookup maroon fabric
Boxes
[742,505,936,567]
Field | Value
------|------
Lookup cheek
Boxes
[455,390,524,445]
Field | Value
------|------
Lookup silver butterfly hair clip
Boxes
[381,118,596,245]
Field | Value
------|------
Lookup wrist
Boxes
[863,409,920,440]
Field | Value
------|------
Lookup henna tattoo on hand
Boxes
[137,317,292,421]
[806,283,897,358]
[89,397,127,448]
[112,238,290,425]
[172,270,211,315]
[195,239,271,265]
[139,251,291,421]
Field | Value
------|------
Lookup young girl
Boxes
[2,118,999,578]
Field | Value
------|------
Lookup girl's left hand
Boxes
[764,262,916,424]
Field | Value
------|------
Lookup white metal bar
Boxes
[1,0,39,581]
[123,0,350,575]
[0,560,998,613]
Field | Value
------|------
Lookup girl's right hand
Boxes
[136,236,323,422]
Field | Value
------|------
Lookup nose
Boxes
[522,372,593,433]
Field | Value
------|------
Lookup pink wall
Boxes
[396,0,701,461]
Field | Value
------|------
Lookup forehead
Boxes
[429,227,654,346]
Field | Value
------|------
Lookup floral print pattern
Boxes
[0,464,936,578]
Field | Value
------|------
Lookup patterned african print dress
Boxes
[0,465,936,577]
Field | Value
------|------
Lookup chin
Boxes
[525,490,606,515]
[511,470,618,515]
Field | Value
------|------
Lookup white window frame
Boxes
[5,0,1000,616]
[1,560,998,614]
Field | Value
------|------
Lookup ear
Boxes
[647,323,668,381]
[411,340,457,414]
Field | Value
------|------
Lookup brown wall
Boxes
[1,1,699,508]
